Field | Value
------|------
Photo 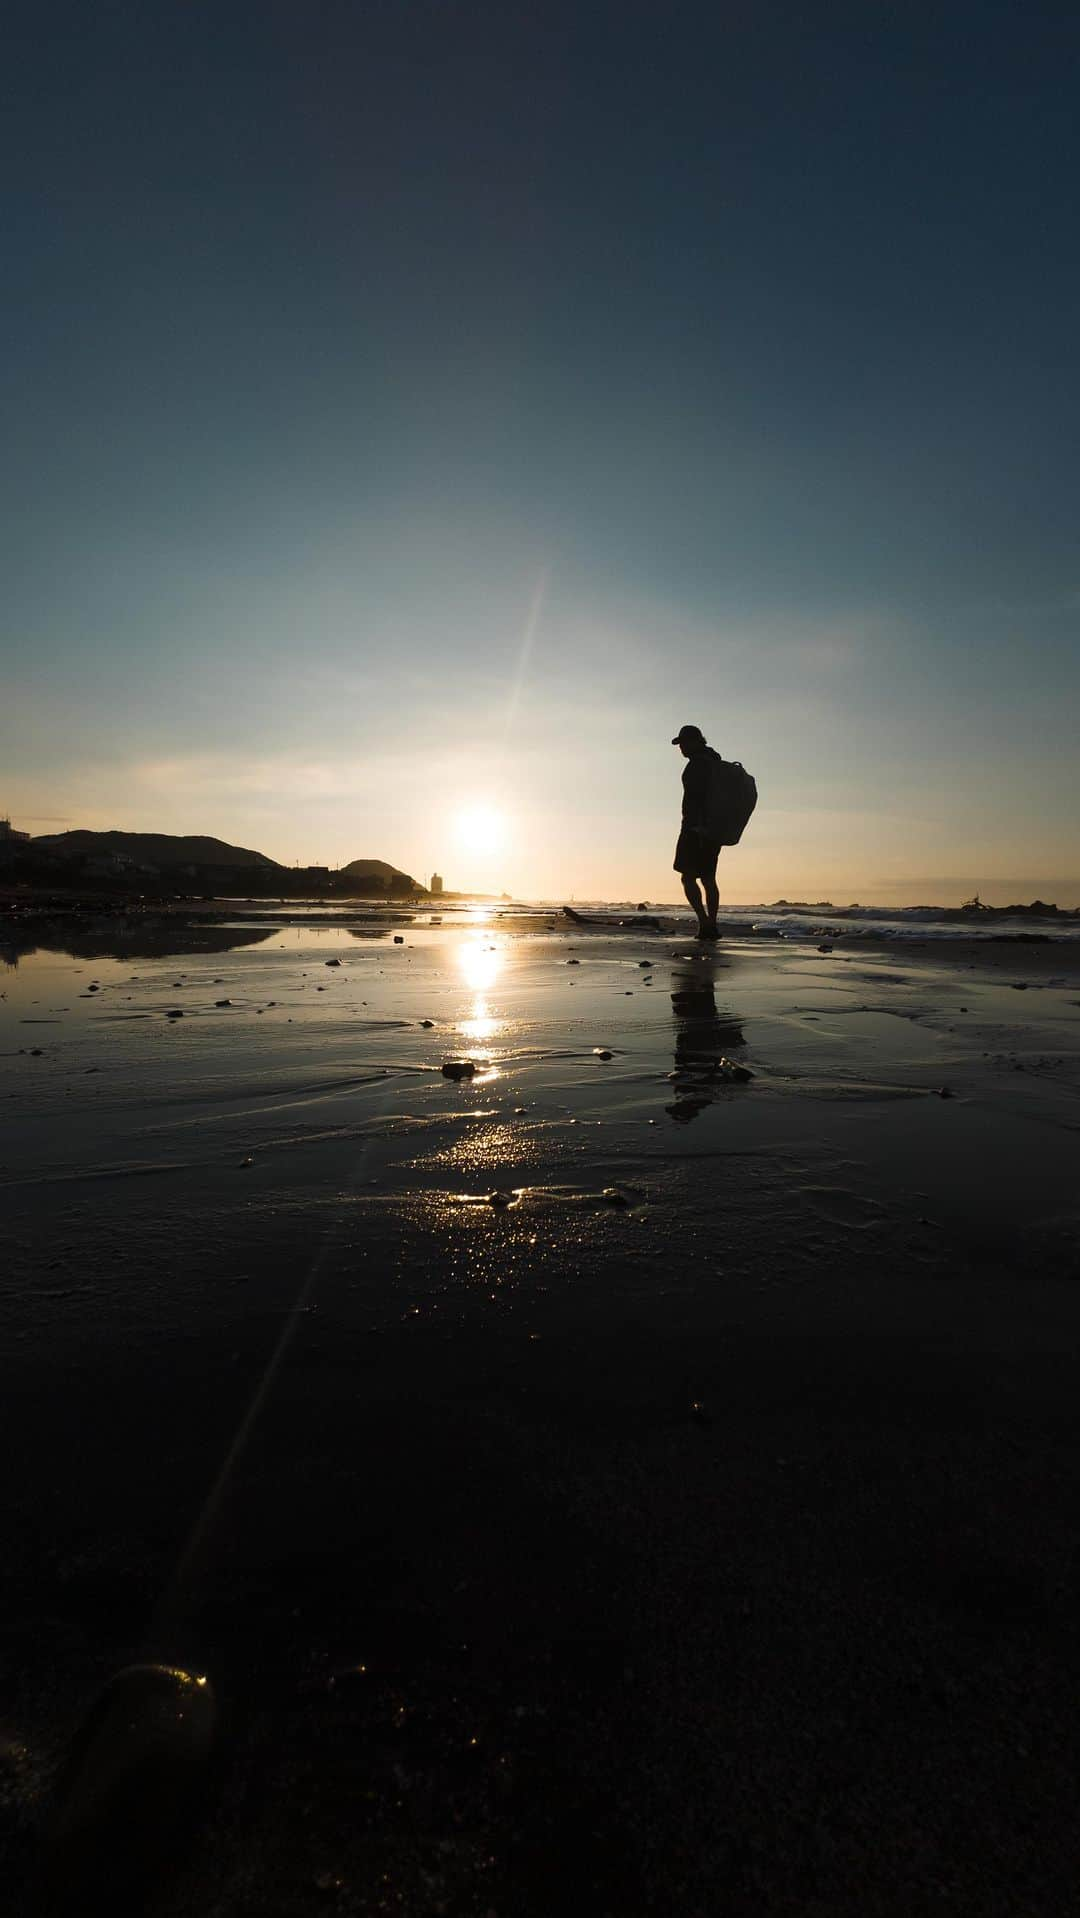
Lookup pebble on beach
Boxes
[325,958,341,967]
[442,1060,477,1080]
[719,1056,753,1082]
[50,1663,217,1895]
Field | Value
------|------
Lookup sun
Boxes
[455,804,507,857]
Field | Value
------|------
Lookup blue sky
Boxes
[3,1,1078,901]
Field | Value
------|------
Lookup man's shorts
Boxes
[674,828,721,880]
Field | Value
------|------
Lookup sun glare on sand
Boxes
[455,804,507,857]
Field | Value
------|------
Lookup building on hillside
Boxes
[429,872,444,895]
[85,852,145,876]
[0,818,30,841]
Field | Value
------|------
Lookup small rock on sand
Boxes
[393,935,405,944]
[594,1048,613,1060]
[51,1663,216,1893]
[719,1056,753,1082]
[442,1060,477,1080]
[325,958,341,967]
[165,1009,183,1019]
[215,999,232,1007]
[420,1019,435,1028]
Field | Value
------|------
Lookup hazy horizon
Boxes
[9,815,1079,911]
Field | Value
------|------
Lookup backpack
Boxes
[706,753,758,845]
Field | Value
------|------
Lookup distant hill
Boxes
[341,858,414,885]
[34,830,278,869]
[2,828,425,898]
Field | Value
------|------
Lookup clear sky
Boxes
[4,1,1079,904]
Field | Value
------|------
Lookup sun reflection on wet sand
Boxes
[427,1121,536,1172]
[417,1181,641,1228]
[456,939,501,993]
[456,937,505,1043]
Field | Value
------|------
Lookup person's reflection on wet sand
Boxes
[667,960,746,1122]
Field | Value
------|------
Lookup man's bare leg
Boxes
[681,872,709,936]
[703,871,720,937]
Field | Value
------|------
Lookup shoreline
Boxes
[4,888,1079,945]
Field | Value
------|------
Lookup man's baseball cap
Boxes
[671,723,705,746]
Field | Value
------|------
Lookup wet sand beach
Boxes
[3,907,1080,1913]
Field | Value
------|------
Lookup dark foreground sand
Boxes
[2,910,1080,1913]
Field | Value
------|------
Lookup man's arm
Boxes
[681,757,711,832]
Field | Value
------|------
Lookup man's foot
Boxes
[695,924,720,942]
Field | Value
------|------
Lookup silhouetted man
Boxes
[672,723,723,940]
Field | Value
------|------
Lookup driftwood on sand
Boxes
[562,906,663,930]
